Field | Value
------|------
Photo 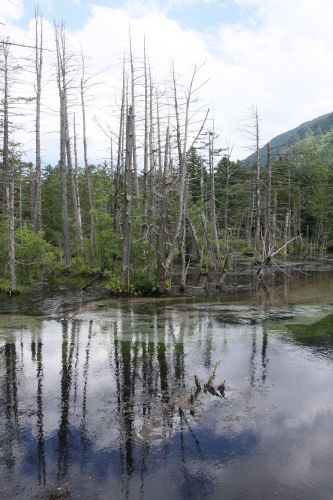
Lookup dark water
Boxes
[1,270,333,499]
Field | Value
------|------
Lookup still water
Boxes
[1,270,333,499]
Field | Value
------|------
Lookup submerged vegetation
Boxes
[1,15,333,296]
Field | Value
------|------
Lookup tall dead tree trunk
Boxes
[55,24,71,264]
[121,105,134,290]
[254,106,261,253]
[165,66,194,272]
[129,30,139,197]
[148,63,155,227]
[33,7,43,232]
[157,125,171,293]
[2,41,10,215]
[73,114,84,251]
[114,59,126,234]
[81,55,96,255]
[180,177,189,291]
[208,130,220,265]
[143,39,149,230]
[264,142,272,255]
[1,41,16,290]
[8,168,16,291]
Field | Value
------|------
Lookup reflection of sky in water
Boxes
[0,302,333,499]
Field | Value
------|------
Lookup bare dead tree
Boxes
[33,5,43,232]
[207,128,220,264]
[157,124,172,293]
[165,66,199,273]
[264,142,272,256]
[121,105,134,290]
[128,28,139,197]
[55,23,71,264]
[1,40,10,215]
[81,53,96,255]
[114,58,126,234]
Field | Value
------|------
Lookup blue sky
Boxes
[18,0,250,32]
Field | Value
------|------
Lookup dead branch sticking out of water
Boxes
[256,235,302,291]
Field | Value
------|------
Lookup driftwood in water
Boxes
[81,273,103,291]
[256,235,302,287]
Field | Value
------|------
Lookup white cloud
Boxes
[0,0,23,24]
[1,0,333,164]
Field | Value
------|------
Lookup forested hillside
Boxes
[244,111,333,164]
[1,21,333,295]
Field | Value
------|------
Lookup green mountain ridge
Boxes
[243,111,333,163]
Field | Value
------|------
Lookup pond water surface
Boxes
[1,265,333,499]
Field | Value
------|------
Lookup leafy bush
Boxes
[52,256,101,276]
[0,222,55,285]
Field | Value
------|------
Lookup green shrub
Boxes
[0,222,55,285]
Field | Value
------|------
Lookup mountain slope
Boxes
[243,111,333,164]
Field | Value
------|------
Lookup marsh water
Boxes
[1,261,333,499]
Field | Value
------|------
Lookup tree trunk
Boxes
[8,173,16,291]
[55,24,71,264]
[34,7,43,232]
[208,130,220,264]
[2,42,10,215]
[157,126,171,293]
[73,114,84,253]
[264,142,272,255]
[114,60,125,234]
[254,106,261,252]
[165,66,197,272]
[81,55,96,255]
[129,30,139,197]
[121,106,134,290]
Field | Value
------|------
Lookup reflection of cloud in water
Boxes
[0,302,333,499]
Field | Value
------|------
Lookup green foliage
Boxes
[105,269,157,296]
[132,269,157,295]
[0,221,55,285]
[105,274,124,294]
[52,256,101,276]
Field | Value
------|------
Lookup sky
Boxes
[1,0,333,165]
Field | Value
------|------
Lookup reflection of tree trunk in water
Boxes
[261,326,268,383]
[36,340,46,485]
[141,338,148,417]
[174,321,186,390]
[73,322,80,406]
[57,320,76,479]
[204,320,213,368]
[157,339,172,445]
[250,326,257,388]
[147,341,155,415]
[179,409,191,499]
[121,340,134,478]
[131,340,139,397]
[160,323,173,456]
[3,343,20,471]
[113,321,125,490]
[80,320,92,466]
[157,341,169,403]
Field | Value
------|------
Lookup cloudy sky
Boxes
[1,0,333,165]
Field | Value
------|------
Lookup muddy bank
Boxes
[1,256,333,317]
